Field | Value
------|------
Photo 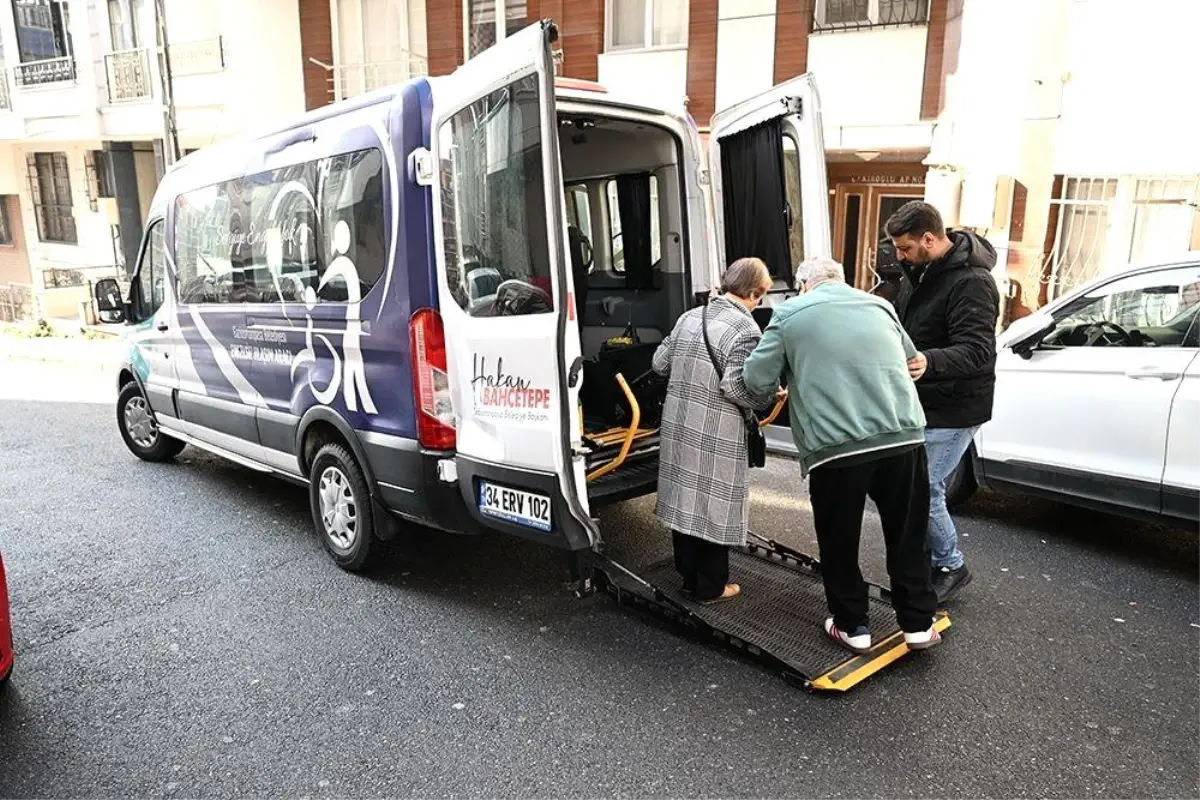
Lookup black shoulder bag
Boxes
[702,302,767,469]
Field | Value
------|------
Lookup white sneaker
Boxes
[824,617,872,654]
[903,625,942,650]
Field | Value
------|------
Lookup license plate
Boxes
[478,482,552,532]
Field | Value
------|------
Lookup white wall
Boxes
[597,49,688,108]
[807,26,929,151]
[713,0,775,113]
[1054,0,1200,176]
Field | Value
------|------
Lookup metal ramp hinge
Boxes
[783,96,802,116]
[411,148,435,186]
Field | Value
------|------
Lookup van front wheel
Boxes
[117,382,185,462]
[309,443,377,572]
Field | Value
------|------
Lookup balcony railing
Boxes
[105,48,152,103]
[12,56,76,88]
[813,0,930,32]
[168,37,225,77]
[320,53,430,101]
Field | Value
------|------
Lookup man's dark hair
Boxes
[885,200,946,240]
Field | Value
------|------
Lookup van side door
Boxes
[427,21,593,549]
[124,218,178,417]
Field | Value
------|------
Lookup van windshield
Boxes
[438,72,555,317]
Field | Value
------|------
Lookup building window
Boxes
[107,0,144,50]
[464,0,527,60]
[1128,177,1200,265]
[26,152,77,244]
[814,0,929,32]
[335,0,428,99]
[607,0,687,51]
[0,197,12,245]
[11,0,73,62]
[84,150,117,212]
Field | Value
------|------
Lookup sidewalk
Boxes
[0,333,125,370]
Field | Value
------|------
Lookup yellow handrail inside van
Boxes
[760,397,786,427]
[586,373,640,482]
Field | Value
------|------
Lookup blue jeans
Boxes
[924,427,977,570]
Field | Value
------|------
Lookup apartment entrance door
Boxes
[829,163,925,291]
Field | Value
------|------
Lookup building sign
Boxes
[844,174,925,185]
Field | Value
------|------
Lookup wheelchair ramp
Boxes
[600,538,951,692]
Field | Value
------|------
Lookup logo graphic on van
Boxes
[290,219,379,415]
[472,354,551,422]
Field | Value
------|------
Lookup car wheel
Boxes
[117,382,185,462]
[944,450,978,510]
[309,443,378,572]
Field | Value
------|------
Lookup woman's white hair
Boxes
[794,256,847,289]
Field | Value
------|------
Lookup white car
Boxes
[949,253,1200,527]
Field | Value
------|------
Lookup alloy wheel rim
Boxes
[124,396,158,449]
[318,466,358,551]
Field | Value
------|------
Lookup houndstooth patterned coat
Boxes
[652,296,778,546]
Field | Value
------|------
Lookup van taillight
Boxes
[409,308,456,450]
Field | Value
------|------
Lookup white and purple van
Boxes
[96,21,831,581]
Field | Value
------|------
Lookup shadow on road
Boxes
[958,488,1198,575]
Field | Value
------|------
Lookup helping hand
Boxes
[907,352,928,381]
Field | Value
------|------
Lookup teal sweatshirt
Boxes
[742,282,927,475]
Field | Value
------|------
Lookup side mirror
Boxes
[93,278,126,324]
[1011,318,1055,359]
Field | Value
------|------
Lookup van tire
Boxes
[309,443,377,572]
[117,382,185,462]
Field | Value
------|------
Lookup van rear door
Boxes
[707,74,832,283]
[426,21,592,549]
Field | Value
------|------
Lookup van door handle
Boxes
[1125,366,1181,381]
[156,322,169,332]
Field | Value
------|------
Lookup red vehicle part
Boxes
[0,548,12,686]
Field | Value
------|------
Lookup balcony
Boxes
[320,53,429,102]
[105,48,152,103]
[0,72,10,110]
[813,0,930,32]
[168,37,225,77]
[12,56,76,88]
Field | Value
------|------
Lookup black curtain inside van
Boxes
[615,173,655,290]
[719,119,791,280]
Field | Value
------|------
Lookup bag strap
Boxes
[701,301,723,380]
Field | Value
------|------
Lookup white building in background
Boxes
[0,0,308,323]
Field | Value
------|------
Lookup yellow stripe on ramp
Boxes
[809,612,952,692]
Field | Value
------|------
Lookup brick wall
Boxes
[428,1,465,76]
[920,0,955,120]
[774,0,814,83]
[686,0,719,126]
[297,0,334,110]
[528,0,606,80]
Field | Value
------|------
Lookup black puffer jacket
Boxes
[895,230,1001,429]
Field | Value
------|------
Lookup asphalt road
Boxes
[1,358,1197,798]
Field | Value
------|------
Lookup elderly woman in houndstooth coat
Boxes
[651,257,784,603]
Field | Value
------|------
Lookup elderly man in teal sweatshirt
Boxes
[742,256,940,654]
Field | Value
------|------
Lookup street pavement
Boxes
[0,358,1197,798]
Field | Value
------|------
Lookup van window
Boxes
[606,175,660,273]
[438,73,554,316]
[174,148,386,305]
[133,220,166,321]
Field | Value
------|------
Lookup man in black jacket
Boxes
[885,201,1000,603]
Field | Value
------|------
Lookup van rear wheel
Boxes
[117,382,185,462]
[309,443,377,572]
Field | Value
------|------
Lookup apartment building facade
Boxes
[4,0,1193,326]
[0,0,309,323]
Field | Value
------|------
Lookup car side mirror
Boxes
[1011,318,1056,359]
[93,278,126,324]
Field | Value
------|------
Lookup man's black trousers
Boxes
[808,445,936,634]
